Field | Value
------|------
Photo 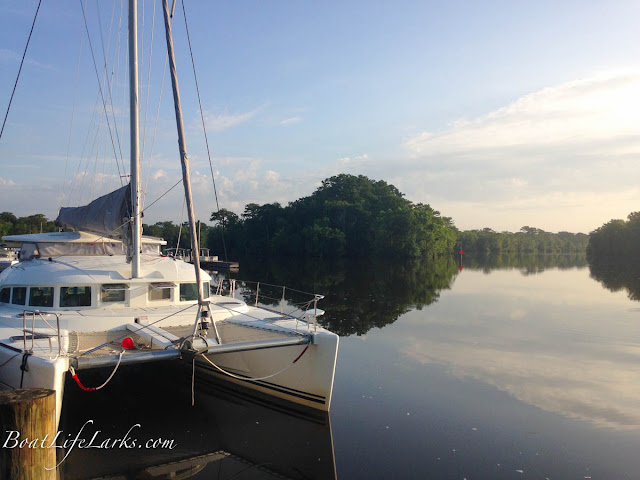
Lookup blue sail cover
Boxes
[56,184,131,237]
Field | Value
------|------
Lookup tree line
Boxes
[1,174,591,258]
[587,212,640,261]
[206,174,457,259]
[457,227,589,255]
[0,212,57,238]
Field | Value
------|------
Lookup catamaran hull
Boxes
[195,331,339,411]
[0,329,338,432]
[0,345,68,426]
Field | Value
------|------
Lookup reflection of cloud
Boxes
[399,269,640,430]
[404,341,640,429]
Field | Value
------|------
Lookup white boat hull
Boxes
[196,330,339,411]
[0,324,338,427]
[0,346,68,426]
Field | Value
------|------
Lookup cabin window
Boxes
[180,283,198,301]
[0,287,9,303]
[11,287,26,305]
[101,284,128,303]
[60,286,92,307]
[149,283,174,301]
[28,287,54,308]
[203,282,210,298]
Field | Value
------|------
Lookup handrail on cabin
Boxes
[21,310,62,355]
[212,278,324,330]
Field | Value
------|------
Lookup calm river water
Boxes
[57,254,640,479]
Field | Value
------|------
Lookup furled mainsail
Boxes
[56,184,131,237]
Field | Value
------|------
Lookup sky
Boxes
[1,0,639,234]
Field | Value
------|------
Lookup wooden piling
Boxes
[0,389,57,479]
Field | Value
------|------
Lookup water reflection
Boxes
[397,265,640,431]
[230,256,460,336]
[461,252,588,274]
[52,254,640,479]
[58,364,336,479]
[233,254,640,431]
[589,257,640,301]
[229,254,588,337]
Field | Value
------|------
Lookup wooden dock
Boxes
[161,247,239,270]
[0,389,57,479]
[199,257,239,270]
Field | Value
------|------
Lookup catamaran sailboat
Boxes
[0,0,338,426]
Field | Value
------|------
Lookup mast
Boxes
[129,0,142,278]
[161,0,204,304]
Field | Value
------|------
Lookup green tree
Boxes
[210,209,240,228]
[587,213,640,260]
[457,226,587,255]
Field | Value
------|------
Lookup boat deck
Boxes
[68,318,312,370]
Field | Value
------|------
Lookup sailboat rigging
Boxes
[161,0,205,308]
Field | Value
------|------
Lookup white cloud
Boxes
[334,154,372,176]
[210,159,293,208]
[390,71,640,231]
[403,71,640,160]
[509,177,527,188]
[338,153,369,165]
[0,48,54,70]
[6,71,639,234]
[0,178,61,219]
[201,108,258,131]
[152,169,167,180]
[431,187,640,233]
[279,116,302,126]
[134,156,309,224]
[0,48,19,63]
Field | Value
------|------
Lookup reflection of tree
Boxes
[588,258,640,301]
[219,254,591,337]
[228,256,459,337]
[461,253,588,274]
